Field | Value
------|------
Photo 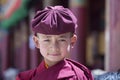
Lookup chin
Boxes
[49,58,63,62]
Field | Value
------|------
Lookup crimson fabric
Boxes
[31,6,77,35]
[16,59,93,80]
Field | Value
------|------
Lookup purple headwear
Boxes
[31,6,77,35]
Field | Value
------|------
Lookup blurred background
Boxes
[0,0,120,80]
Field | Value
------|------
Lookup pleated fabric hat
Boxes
[31,6,77,35]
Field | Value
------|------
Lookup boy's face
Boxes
[33,32,77,66]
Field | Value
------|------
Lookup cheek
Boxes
[39,43,48,53]
[60,43,70,52]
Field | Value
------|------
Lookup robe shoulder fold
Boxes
[66,59,93,80]
[16,61,45,80]
[16,69,36,80]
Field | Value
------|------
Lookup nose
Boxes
[51,41,59,52]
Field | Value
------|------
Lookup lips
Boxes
[48,53,60,56]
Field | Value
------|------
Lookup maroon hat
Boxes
[31,6,77,35]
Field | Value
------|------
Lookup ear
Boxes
[70,34,77,48]
[33,35,40,48]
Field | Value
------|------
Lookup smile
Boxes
[48,53,60,56]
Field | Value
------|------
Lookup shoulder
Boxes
[16,61,45,80]
[16,69,36,80]
[65,58,93,80]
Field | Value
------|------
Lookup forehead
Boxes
[37,32,71,38]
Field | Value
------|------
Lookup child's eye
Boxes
[59,39,66,42]
[44,39,50,42]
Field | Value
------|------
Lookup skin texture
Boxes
[33,32,77,67]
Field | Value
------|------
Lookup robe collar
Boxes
[34,59,75,79]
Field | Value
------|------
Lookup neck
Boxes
[44,59,60,68]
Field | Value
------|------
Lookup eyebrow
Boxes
[59,35,68,38]
[41,35,68,38]
[42,36,51,38]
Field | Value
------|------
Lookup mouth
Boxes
[48,53,60,56]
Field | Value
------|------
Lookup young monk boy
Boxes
[16,6,93,80]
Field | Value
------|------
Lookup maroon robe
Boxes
[16,58,93,80]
